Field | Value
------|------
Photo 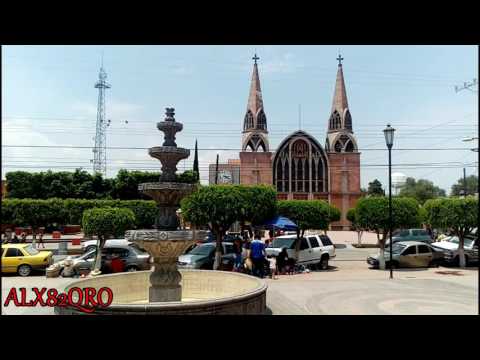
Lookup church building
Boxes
[211,54,361,230]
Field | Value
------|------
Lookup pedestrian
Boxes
[233,237,243,271]
[20,232,27,243]
[11,234,19,244]
[37,232,45,249]
[250,233,266,278]
[242,237,252,273]
[276,247,289,275]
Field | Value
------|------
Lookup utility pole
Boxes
[215,153,219,185]
[463,167,467,198]
[455,78,478,93]
[92,56,111,177]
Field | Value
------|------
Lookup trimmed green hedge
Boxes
[1,198,157,229]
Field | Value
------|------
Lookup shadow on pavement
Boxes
[334,244,347,249]
[264,307,273,315]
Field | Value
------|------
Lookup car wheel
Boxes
[85,246,96,253]
[319,256,329,270]
[18,264,32,277]
[126,266,138,272]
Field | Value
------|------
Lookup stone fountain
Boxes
[124,107,207,302]
[55,107,267,315]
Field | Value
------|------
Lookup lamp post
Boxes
[383,124,395,279]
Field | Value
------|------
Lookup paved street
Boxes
[266,251,478,315]
[2,246,477,315]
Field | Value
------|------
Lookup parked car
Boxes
[386,229,433,247]
[431,235,478,266]
[48,244,151,277]
[82,238,132,253]
[204,232,243,243]
[266,234,335,270]
[1,244,53,276]
[177,242,236,270]
[367,241,443,269]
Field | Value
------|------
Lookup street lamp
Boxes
[383,124,395,279]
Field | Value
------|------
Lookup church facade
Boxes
[212,54,361,230]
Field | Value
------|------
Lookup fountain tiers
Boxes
[128,107,205,302]
[125,229,208,302]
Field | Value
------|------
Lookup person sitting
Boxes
[276,247,289,275]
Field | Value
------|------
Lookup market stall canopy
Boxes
[261,216,298,231]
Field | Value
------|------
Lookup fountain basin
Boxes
[54,270,267,315]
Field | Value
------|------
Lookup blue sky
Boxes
[2,45,478,193]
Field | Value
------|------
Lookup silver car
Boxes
[177,242,236,270]
[367,241,444,269]
[49,244,151,276]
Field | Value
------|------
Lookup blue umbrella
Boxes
[262,216,298,231]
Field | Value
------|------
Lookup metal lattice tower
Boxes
[92,63,111,176]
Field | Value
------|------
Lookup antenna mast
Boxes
[92,60,111,177]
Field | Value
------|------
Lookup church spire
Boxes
[326,54,357,153]
[247,53,264,119]
[331,54,349,113]
[242,53,269,152]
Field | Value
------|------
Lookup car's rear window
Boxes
[319,235,333,246]
[189,244,215,256]
[23,245,40,256]
[270,238,296,249]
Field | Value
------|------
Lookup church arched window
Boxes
[256,109,267,130]
[344,110,352,130]
[345,140,354,152]
[244,110,254,131]
[329,110,341,130]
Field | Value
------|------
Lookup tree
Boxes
[277,200,339,256]
[181,185,244,269]
[399,177,446,204]
[82,207,136,275]
[424,197,478,268]
[236,185,277,238]
[451,175,478,197]
[347,208,363,245]
[355,196,421,269]
[193,139,200,182]
[367,179,385,196]
[181,185,277,269]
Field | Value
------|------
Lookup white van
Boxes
[266,234,335,270]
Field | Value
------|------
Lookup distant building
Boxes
[208,159,241,185]
[208,54,362,230]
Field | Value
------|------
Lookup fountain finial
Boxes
[165,107,175,121]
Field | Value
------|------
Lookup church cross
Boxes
[337,54,344,66]
[252,53,260,64]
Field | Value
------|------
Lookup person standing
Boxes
[250,233,266,278]
[233,237,243,271]
[20,232,27,243]
[37,232,45,249]
[11,234,19,244]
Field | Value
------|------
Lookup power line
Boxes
[2,145,475,151]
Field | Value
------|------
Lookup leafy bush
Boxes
[82,207,136,239]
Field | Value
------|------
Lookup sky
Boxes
[2,45,478,193]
